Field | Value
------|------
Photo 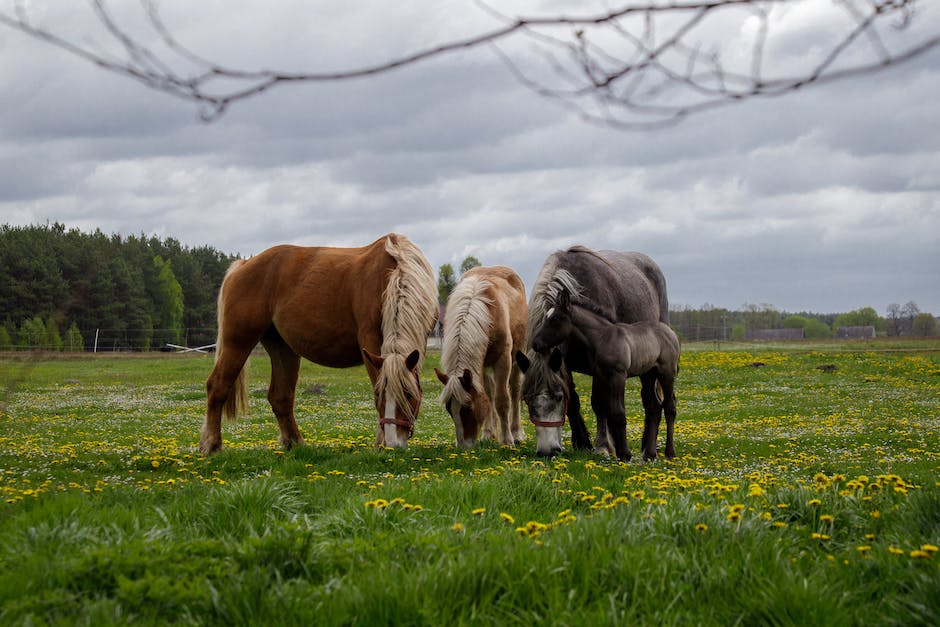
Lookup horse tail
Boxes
[217,259,250,421]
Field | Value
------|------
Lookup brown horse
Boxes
[434,266,527,447]
[200,234,438,455]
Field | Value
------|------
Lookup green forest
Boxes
[0,223,235,351]
[1,223,936,352]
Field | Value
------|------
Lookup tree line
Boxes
[1,223,235,351]
[2,224,935,352]
[669,302,936,342]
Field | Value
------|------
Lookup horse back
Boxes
[220,238,394,367]
[464,265,527,364]
[561,248,668,325]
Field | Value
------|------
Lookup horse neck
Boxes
[567,305,615,351]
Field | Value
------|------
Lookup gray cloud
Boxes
[1,2,938,315]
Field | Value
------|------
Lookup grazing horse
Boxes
[531,287,679,460]
[200,234,438,455]
[515,246,669,461]
[435,266,527,447]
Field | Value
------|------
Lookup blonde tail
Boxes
[217,259,250,421]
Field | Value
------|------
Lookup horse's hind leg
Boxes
[261,332,304,450]
[202,345,252,455]
[660,376,677,459]
[640,371,663,461]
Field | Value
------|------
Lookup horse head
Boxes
[516,348,568,457]
[531,287,574,354]
[434,368,492,448]
[362,348,423,449]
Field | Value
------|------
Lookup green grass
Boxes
[1,341,938,625]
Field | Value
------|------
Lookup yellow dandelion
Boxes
[557,509,571,518]
[695,523,708,532]
[910,550,931,559]
[856,545,872,554]
[820,514,834,524]
[888,546,904,555]
[500,512,515,525]
[450,522,465,533]
[922,544,939,554]
[727,512,741,523]
[472,508,486,516]
[808,499,821,507]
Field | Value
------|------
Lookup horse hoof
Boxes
[537,446,562,458]
[199,440,222,456]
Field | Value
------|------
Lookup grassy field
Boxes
[1,341,938,625]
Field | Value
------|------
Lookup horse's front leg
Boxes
[508,361,525,444]
[660,375,677,459]
[592,375,630,462]
[640,372,662,461]
[262,336,305,450]
[566,370,592,449]
[491,356,514,445]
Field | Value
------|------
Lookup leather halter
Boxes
[378,415,415,437]
[529,396,569,429]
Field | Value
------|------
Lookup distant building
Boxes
[745,328,805,341]
[836,326,876,339]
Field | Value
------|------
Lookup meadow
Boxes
[1,341,938,625]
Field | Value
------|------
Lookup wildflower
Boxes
[695,523,708,532]
[856,545,872,554]
[820,515,834,524]
[500,513,515,525]
[557,509,571,518]
[922,544,939,554]
[808,499,821,507]
[472,508,486,516]
[450,523,465,533]
[888,546,904,555]
[870,510,880,519]
[727,512,741,523]
[909,550,931,559]
[811,533,830,541]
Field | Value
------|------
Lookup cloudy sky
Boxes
[2,1,938,315]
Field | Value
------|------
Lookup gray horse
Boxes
[515,246,669,460]
[530,287,679,460]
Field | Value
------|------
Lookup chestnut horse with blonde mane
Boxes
[200,234,438,454]
[434,266,527,447]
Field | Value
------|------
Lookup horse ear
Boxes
[405,349,421,371]
[362,348,384,371]
[434,368,449,385]
[459,369,474,392]
[515,351,530,373]
[548,348,564,372]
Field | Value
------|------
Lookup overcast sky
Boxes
[2,1,938,315]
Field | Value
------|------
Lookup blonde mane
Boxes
[438,276,494,406]
[375,234,438,418]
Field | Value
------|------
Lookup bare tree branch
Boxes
[1,0,937,126]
